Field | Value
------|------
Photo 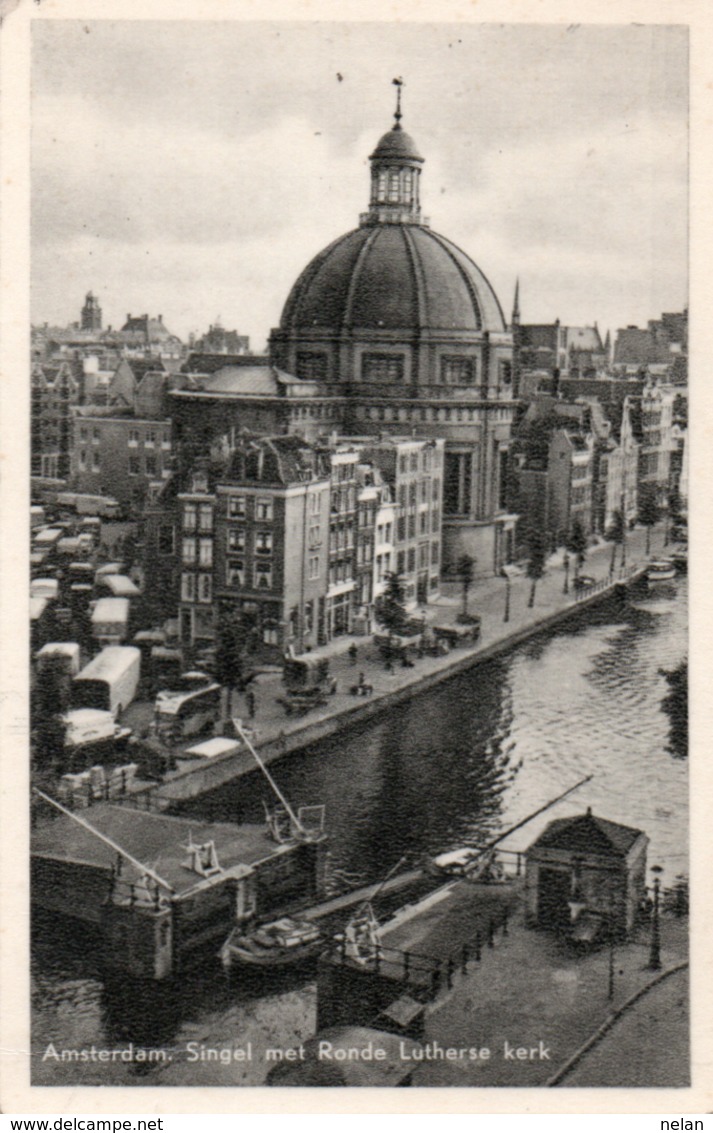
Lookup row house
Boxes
[69,371,174,509]
[356,436,444,607]
[31,361,82,481]
[629,382,675,504]
[324,446,360,639]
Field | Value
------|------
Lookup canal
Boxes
[31,576,687,1086]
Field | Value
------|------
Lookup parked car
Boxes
[573,575,596,591]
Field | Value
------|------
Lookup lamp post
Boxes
[504,574,511,623]
[620,492,627,569]
[563,552,570,595]
[648,865,663,971]
[607,895,616,1000]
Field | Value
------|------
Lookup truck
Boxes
[71,646,141,717]
[277,655,337,716]
[91,597,131,646]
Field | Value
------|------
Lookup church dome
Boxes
[279,223,506,334]
[370,126,424,163]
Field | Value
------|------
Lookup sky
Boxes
[31,20,688,351]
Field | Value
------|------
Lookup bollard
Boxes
[487,919,494,948]
[461,944,469,973]
[502,911,509,937]
[475,932,482,962]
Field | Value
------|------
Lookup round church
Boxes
[270,102,518,573]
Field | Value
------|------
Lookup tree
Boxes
[374,572,408,635]
[566,520,587,580]
[668,485,683,525]
[526,525,547,608]
[607,509,625,576]
[214,604,261,717]
[457,554,476,617]
[638,485,660,555]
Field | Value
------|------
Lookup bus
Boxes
[91,597,131,646]
[94,574,141,600]
[72,646,141,717]
[154,676,221,741]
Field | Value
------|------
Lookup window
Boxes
[296,352,328,381]
[79,427,89,443]
[432,478,440,501]
[398,485,407,509]
[409,483,417,507]
[309,556,320,580]
[420,512,428,534]
[128,455,140,476]
[183,504,197,531]
[254,563,273,589]
[432,508,440,533]
[443,452,472,516]
[228,495,247,519]
[431,541,440,565]
[304,600,314,633]
[255,531,273,555]
[161,434,171,450]
[226,560,244,587]
[158,524,174,554]
[128,429,140,447]
[396,551,405,574]
[228,528,245,553]
[397,516,406,542]
[410,453,418,472]
[499,360,513,386]
[377,171,387,202]
[198,574,212,604]
[145,455,157,476]
[419,544,428,568]
[181,573,195,602]
[407,548,416,572]
[145,429,156,448]
[79,450,87,472]
[310,492,321,515]
[92,451,101,472]
[256,498,273,521]
[361,354,405,383]
[199,539,213,567]
[441,356,475,385]
[263,624,280,645]
[408,515,416,539]
[404,169,413,194]
[399,455,407,473]
[388,172,399,202]
[198,504,213,532]
[308,524,321,547]
[182,537,196,564]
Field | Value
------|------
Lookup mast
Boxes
[232,718,307,837]
[33,788,175,893]
[481,774,594,853]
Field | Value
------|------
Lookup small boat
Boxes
[220,916,323,970]
[647,559,676,583]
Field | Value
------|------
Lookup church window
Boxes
[441,356,475,385]
[443,452,473,516]
[377,172,387,202]
[362,354,404,383]
[296,352,328,380]
[404,169,413,194]
[388,172,400,202]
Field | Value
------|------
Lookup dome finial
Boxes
[392,76,404,129]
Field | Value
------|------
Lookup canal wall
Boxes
[128,568,646,810]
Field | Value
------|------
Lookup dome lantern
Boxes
[360,79,426,228]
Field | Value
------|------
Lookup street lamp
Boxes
[504,574,511,623]
[648,865,664,971]
[563,552,570,595]
[607,895,616,1000]
[620,492,627,569]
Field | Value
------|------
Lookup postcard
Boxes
[1,0,711,1117]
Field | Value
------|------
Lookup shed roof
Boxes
[527,810,645,859]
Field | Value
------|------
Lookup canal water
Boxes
[31,577,688,1086]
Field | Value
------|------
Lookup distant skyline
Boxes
[32,21,688,351]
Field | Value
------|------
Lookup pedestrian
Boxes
[348,642,358,665]
[246,689,256,719]
[385,658,393,673]
[358,671,366,689]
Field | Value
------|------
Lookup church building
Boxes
[269,90,518,573]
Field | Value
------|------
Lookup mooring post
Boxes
[475,932,482,961]
[487,919,494,948]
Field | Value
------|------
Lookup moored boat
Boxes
[220,916,324,970]
[671,547,688,573]
[646,559,676,583]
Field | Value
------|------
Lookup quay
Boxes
[120,532,657,812]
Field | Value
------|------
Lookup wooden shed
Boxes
[524,808,648,942]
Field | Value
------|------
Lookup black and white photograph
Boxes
[2,3,707,1111]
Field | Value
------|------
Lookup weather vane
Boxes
[392,77,404,127]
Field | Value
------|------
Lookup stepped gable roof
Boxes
[528,810,644,858]
[279,224,506,335]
